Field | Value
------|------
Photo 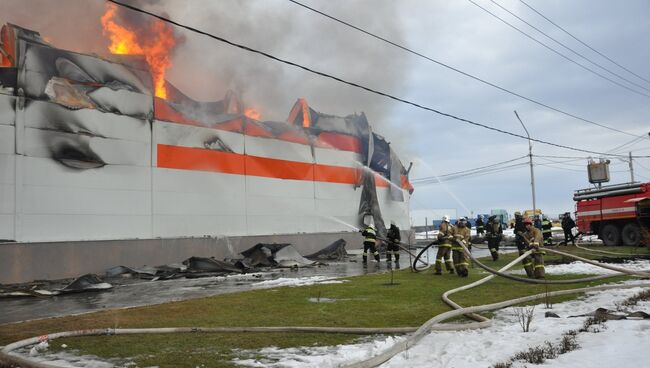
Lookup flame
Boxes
[100,4,176,99]
[244,107,261,121]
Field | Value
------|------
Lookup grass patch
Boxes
[0,246,645,368]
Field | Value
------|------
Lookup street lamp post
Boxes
[514,111,536,215]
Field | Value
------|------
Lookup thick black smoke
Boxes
[1,0,415,152]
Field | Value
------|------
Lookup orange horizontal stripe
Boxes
[158,144,367,185]
[314,165,359,185]
[158,144,245,174]
[246,155,314,181]
[375,173,390,188]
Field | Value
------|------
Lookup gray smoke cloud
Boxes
[1,0,415,154]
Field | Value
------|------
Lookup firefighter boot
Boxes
[362,255,368,265]
[534,266,545,279]
[490,249,499,261]
[523,264,534,278]
[374,254,381,263]
[386,253,392,263]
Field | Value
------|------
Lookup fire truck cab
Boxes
[574,182,650,246]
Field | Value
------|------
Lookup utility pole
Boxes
[629,151,635,183]
[514,111,536,215]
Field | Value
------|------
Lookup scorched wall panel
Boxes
[24,100,150,143]
[376,187,411,229]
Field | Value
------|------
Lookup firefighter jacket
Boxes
[514,218,526,241]
[541,219,552,237]
[486,222,503,238]
[562,216,576,231]
[387,224,401,243]
[362,226,377,244]
[522,227,544,249]
[476,217,484,230]
[438,222,454,246]
[451,226,471,250]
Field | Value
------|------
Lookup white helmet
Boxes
[442,215,450,222]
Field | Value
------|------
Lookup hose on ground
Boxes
[441,250,532,322]
[457,240,645,284]
[411,241,437,272]
[3,243,649,368]
[344,280,650,368]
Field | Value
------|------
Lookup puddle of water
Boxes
[307,297,337,303]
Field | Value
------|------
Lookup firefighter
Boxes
[451,217,471,277]
[521,218,545,279]
[475,215,485,236]
[434,215,455,275]
[485,215,503,261]
[541,215,553,246]
[513,212,527,254]
[386,220,401,265]
[360,223,380,265]
[561,212,576,246]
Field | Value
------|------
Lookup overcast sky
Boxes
[2,0,649,223]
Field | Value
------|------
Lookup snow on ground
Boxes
[232,278,650,368]
[508,259,650,276]
[543,260,650,275]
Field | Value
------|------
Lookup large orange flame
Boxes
[100,4,176,99]
[244,107,261,121]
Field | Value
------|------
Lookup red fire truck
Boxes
[574,182,650,246]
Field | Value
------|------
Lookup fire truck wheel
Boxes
[600,223,620,246]
[621,223,641,247]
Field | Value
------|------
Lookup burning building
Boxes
[0,21,413,283]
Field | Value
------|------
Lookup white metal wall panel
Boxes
[313,146,361,167]
[245,175,318,235]
[16,157,152,241]
[245,135,313,163]
[152,120,248,238]
[23,128,151,167]
[153,169,245,216]
[246,214,318,236]
[0,125,15,154]
[0,154,15,240]
[24,100,149,142]
[0,93,15,126]
[21,185,150,215]
[20,214,151,242]
[0,215,14,240]
[153,214,247,238]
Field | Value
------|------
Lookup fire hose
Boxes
[2,241,649,368]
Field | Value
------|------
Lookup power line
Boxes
[519,0,650,86]
[287,0,638,138]
[412,155,528,182]
[489,0,650,94]
[468,0,650,100]
[534,161,627,173]
[413,162,529,185]
[109,0,631,157]
[607,136,650,155]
